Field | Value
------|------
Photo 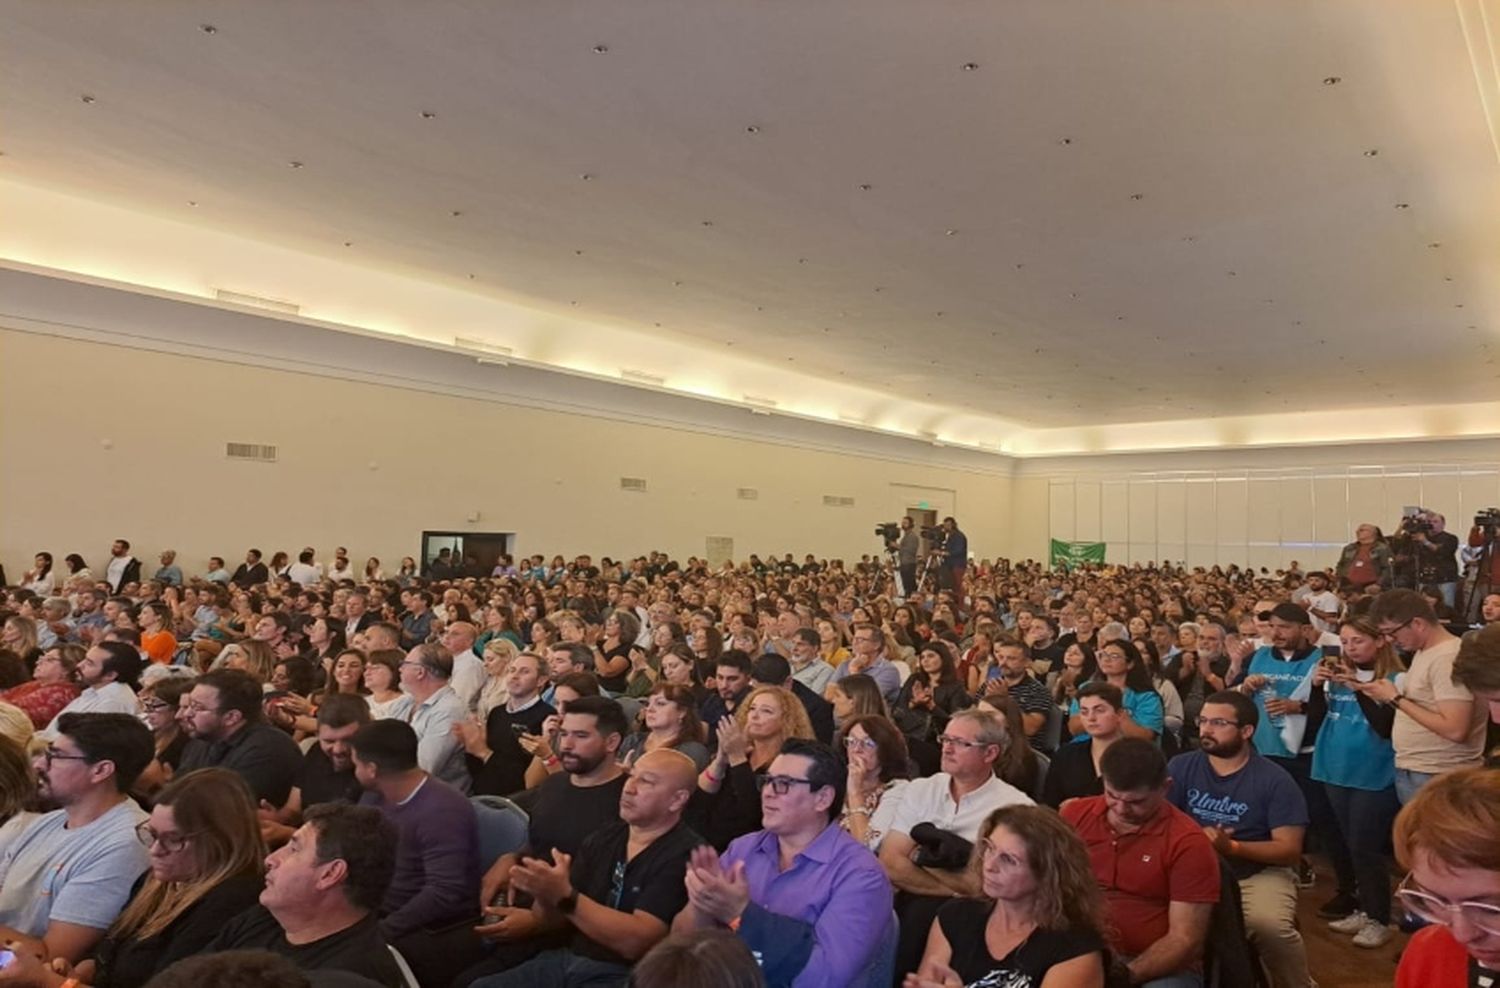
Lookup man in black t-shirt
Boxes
[487,749,703,983]
[460,652,555,796]
[260,695,369,847]
[207,804,402,987]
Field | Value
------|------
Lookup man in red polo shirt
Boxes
[1062,738,1219,987]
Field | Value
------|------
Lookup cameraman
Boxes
[939,516,968,604]
[1467,513,1500,611]
[1408,512,1461,608]
[890,517,919,598]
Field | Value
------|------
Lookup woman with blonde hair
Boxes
[213,640,275,686]
[0,736,38,840]
[1,768,266,988]
[696,685,814,848]
[906,805,1108,988]
[0,617,40,669]
[476,637,518,720]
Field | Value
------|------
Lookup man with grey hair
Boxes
[390,644,470,793]
[1097,621,1129,646]
[36,597,74,650]
[152,550,183,587]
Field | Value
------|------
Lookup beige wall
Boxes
[0,328,1014,579]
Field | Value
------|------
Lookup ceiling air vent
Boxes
[736,488,759,501]
[226,442,278,463]
[619,477,648,493]
[823,495,856,508]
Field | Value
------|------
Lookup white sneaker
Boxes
[1352,919,1395,948]
[1327,910,1368,934]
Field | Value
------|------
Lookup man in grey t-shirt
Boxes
[0,713,154,963]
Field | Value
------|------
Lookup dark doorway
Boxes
[420,531,513,578]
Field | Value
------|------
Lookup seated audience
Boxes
[361,649,406,719]
[749,654,833,745]
[673,739,893,987]
[1167,691,1312,988]
[628,929,766,988]
[133,677,194,798]
[617,682,711,772]
[177,669,303,808]
[699,651,752,747]
[839,713,911,852]
[1042,682,1125,808]
[694,685,814,849]
[786,628,834,697]
[0,713,154,964]
[906,805,1108,988]
[1062,738,1218,987]
[41,642,143,739]
[477,638,519,720]
[389,643,470,793]
[827,673,889,738]
[204,804,401,985]
[260,694,369,847]
[2,643,81,730]
[1066,639,1165,743]
[348,719,478,981]
[471,750,702,987]
[1393,767,1500,986]
[973,635,1052,751]
[458,651,555,797]
[828,624,902,703]
[892,640,972,750]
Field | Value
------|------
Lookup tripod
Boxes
[915,547,945,598]
[1462,532,1497,623]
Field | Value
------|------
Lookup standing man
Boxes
[327,547,355,583]
[104,539,140,594]
[895,516,920,599]
[1413,512,1462,609]
[940,516,968,604]
[1362,589,1486,802]
[152,550,183,587]
[231,549,269,589]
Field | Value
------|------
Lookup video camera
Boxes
[1476,508,1500,533]
[921,524,947,543]
[1400,515,1433,536]
[875,522,900,543]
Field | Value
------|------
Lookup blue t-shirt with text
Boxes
[1167,750,1308,878]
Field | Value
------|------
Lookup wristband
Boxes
[726,915,742,932]
[544,755,561,767]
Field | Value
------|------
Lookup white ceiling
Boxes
[2,0,1500,443]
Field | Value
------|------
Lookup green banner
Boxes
[1050,539,1107,569]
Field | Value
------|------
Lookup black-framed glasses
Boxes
[135,820,195,854]
[754,774,817,795]
[1396,874,1500,935]
[1379,618,1416,641]
[42,746,92,767]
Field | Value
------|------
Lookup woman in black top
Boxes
[906,805,1108,988]
[6,768,265,988]
[132,677,194,799]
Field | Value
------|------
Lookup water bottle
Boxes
[1261,685,1285,727]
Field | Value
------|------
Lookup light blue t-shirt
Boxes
[1311,675,1397,791]
[1069,687,1164,741]
[0,799,149,935]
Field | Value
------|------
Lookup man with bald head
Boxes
[439,621,484,712]
[465,749,703,986]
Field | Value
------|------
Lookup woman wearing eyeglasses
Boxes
[1,768,264,988]
[840,714,911,851]
[905,804,1107,988]
[131,678,194,799]
[1394,768,1500,985]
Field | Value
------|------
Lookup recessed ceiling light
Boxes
[798,257,808,264]
[450,210,463,217]
[574,249,584,256]
[672,280,683,287]
[1057,137,1073,146]
[288,160,304,169]
[1227,270,1237,276]
[343,241,352,247]
[80,94,96,104]
[701,220,714,227]
[745,125,761,134]
[420,110,437,120]
[961,62,980,71]
[1428,242,1441,248]
[857,183,873,191]
[200,24,217,34]
[945,229,958,236]
[579,173,594,181]
[592,44,609,53]
[1323,76,1341,85]
[1129,193,1144,201]
[1394,202,1409,209]
[1363,148,1379,157]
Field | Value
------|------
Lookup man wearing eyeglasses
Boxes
[1360,589,1486,805]
[178,668,304,808]
[1167,691,1312,988]
[0,713,154,966]
[672,739,893,988]
[828,623,901,704]
[390,643,471,794]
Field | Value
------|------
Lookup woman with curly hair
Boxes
[906,804,1108,988]
[695,685,814,849]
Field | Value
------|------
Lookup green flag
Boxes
[1050,539,1106,569]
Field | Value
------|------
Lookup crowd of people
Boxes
[0,523,1496,988]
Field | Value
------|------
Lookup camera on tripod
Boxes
[1400,515,1433,536]
[921,524,946,543]
[875,522,900,543]
[1476,508,1500,534]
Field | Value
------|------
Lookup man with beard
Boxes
[1168,692,1312,988]
[459,697,631,982]
[0,713,154,964]
[259,694,370,847]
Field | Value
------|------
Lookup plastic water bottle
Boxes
[1261,685,1285,727]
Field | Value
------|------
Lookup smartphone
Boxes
[509,723,530,737]
[0,949,14,969]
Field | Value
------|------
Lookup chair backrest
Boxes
[387,945,420,988]
[1040,702,1064,753]
[471,794,530,871]
[1028,749,1051,802]
[853,909,900,987]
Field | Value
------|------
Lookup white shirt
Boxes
[887,772,1033,842]
[390,686,470,793]
[286,562,321,587]
[327,562,354,582]
[449,647,485,713]
[1304,590,1342,635]
[41,682,140,740]
[105,556,130,592]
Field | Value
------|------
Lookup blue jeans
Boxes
[1437,582,1458,608]
[1395,768,1437,805]
[1323,783,1401,924]
[469,949,631,988]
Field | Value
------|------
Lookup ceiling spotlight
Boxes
[199,24,217,34]
[187,200,199,207]
[592,44,609,53]
[574,249,584,256]
[857,183,873,191]
[960,62,979,71]
[1363,148,1379,157]
[1428,242,1441,248]
[579,172,594,181]
[420,110,437,119]
[1129,192,1144,201]
[288,160,304,168]
[79,94,96,104]
[945,229,958,236]
[1323,76,1341,85]
[1394,202,1410,209]
[701,220,714,227]
[342,240,352,247]
[1058,137,1073,145]
[450,209,463,217]
[745,124,761,134]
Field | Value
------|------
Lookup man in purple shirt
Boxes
[673,739,894,987]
